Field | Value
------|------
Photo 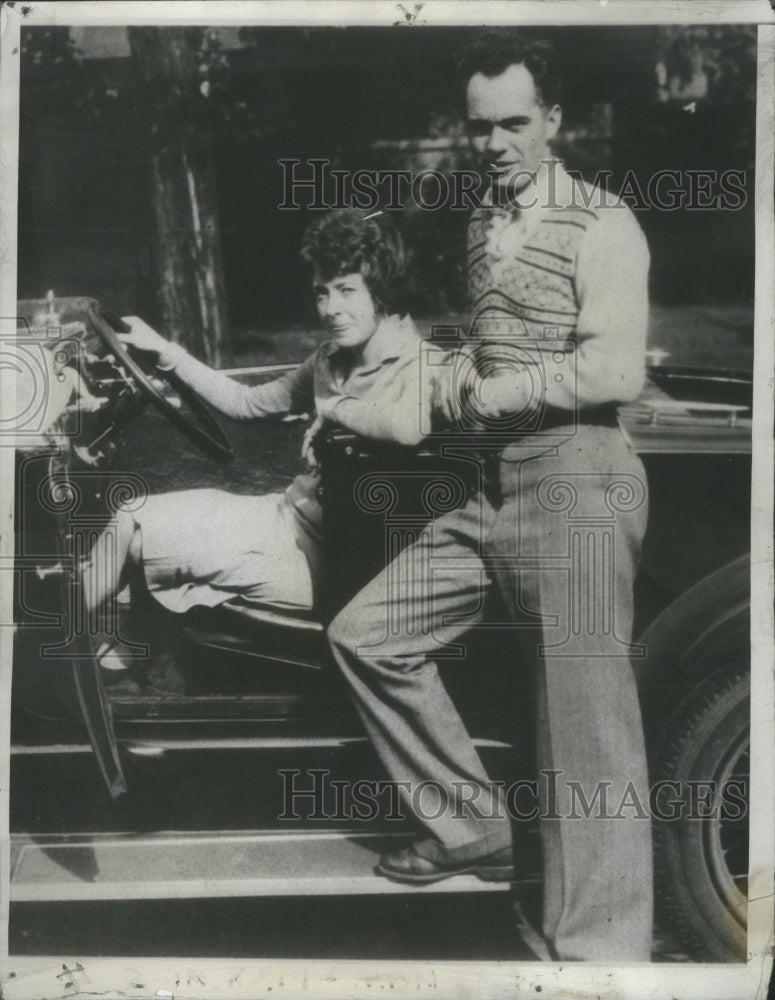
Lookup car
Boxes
[9,295,751,962]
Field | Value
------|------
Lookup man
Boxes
[452,31,652,962]
[329,30,651,961]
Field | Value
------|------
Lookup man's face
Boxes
[466,63,561,198]
[313,270,379,351]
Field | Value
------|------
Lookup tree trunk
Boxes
[128,27,228,367]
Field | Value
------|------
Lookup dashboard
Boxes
[15,295,148,467]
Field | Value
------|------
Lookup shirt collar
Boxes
[481,159,575,214]
[322,313,419,374]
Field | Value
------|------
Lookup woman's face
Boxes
[313,270,379,351]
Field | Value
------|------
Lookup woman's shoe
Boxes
[95,637,142,673]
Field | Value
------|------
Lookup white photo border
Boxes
[0,3,773,999]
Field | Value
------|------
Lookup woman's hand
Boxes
[301,393,348,467]
[301,414,326,470]
[118,316,170,358]
[301,393,361,468]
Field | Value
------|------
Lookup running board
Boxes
[110,693,305,721]
[10,831,528,902]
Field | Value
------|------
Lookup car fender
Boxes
[634,553,750,695]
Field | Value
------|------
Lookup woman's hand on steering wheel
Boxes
[117,316,169,359]
[88,303,234,461]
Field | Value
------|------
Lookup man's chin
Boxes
[485,171,535,203]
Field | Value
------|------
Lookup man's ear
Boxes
[546,104,562,142]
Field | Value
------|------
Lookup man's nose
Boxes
[486,124,510,153]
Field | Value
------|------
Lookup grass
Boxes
[227,303,755,373]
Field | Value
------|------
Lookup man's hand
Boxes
[432,364,536,429]
[118,316,169,358]
[477,371,533,419]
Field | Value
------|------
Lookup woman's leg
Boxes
[85,489,315,620]
[81,509,141,614]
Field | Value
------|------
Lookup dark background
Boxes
[17,24,757,364]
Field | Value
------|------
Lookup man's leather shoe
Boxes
[377,842,515,885]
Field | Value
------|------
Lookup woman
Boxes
[84,209,436,657]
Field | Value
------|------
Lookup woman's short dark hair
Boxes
[456,30,561,109]
[300,209,406,316]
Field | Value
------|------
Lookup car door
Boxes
[12,443,128,799]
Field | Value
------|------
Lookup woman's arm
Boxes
[319,347,443,447]
[119,317,315,421]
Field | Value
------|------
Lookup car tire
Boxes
[653,669,749,962]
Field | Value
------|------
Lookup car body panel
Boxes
[9,298,752,919]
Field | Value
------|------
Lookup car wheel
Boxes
[653,669,749,962]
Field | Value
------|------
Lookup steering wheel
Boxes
[88,302,234,462]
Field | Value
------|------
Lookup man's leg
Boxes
[328,494,512,864]
[488,428,653,961]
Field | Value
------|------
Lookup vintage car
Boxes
[9,296,751,962]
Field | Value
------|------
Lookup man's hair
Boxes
[300,209,406,316]
[456,29,562,108]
